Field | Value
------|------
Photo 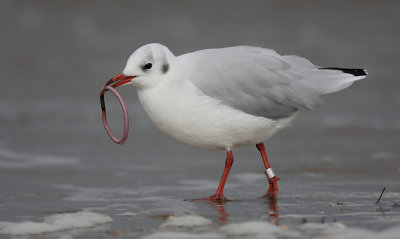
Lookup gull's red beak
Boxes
[105,73,137,88]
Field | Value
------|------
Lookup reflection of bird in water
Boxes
[201,199,279,225]
[214,201,229,224]
[102,43,367,200]
[268,199,279,225]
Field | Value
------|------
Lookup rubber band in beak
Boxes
[100,81,130,144]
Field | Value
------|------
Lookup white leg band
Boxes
[265,168,275,180]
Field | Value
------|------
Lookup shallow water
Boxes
[1,1,400,238]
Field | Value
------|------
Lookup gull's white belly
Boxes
[137,81,295,150]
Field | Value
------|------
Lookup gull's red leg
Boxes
[207,150,234,201]
[256,143,280,199]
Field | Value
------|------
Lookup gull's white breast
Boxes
[137,78,295,151]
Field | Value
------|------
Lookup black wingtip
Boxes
[319,67,368,77]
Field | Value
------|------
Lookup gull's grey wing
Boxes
[179,46,364,120]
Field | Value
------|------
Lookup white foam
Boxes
[0,211,112,236]
[160,215,212,228]
[379,226,400,239]
[142,231,223,239]
[141,221,400,239]
[297,223,400,239]
[118,212,136,217]
[219,221,281,238]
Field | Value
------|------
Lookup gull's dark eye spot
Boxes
[162,63,169,73]
[143,63,152,70]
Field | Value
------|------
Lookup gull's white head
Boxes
[108,43,173,90]
[107,43,174,90]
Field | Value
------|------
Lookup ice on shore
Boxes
[142,231,223,239]
[144,219,400,239]
[160,215,212,228]
[0,211,112,236]
[219,221,281,238]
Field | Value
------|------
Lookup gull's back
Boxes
[177,46,366,120]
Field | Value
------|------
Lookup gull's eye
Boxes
[143,63,152,70]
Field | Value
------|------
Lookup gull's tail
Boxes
[282,55,367,95]
[319,67,368,77]
[313,67,367,94]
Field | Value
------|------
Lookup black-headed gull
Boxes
[101,43,367,201]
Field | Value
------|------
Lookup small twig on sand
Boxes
[376,187,386,203]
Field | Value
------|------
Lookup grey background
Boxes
[0,1,399,238]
